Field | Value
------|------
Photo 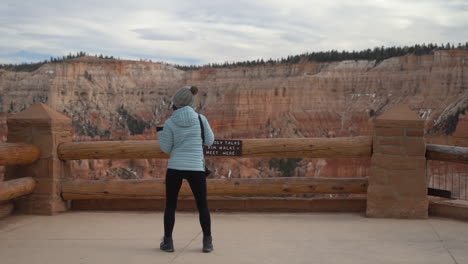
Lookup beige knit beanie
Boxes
[172,86,198,108]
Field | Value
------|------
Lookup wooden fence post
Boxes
[367,104,428,218]
[5,104,72,215]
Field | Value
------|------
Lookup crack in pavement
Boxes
[429,220,459,264]
[169,231,202,264]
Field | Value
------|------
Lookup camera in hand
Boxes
[156,127,164,132]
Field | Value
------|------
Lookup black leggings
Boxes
[164,169,211,237]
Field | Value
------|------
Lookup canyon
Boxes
[0,49,467,184]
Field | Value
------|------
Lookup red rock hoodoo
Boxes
[0,51,467,182]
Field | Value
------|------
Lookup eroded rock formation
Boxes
[0,50,467,181]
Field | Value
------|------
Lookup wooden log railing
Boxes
[62,177,369,200]
[57,136,373,160]
[0,143,39,217]
[0,143,41,165]
[0,201,14,219]
[0,177,37,201]
[426,144,468,164]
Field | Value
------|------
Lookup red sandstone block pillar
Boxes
[5,104,71,215]
[367,104,428,219]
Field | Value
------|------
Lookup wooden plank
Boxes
[71,197,367,212]
[0,143,41,165]
[429,198,468,221]
[57,137,373,160]
[62,177,368,200]
[0,201,14,219]
[0,177,37,201]
[426,144,468,164]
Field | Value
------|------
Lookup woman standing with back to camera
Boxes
[156,85,215,253]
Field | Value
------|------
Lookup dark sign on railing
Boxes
[204,140,242,156]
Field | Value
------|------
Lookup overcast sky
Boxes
[1,0,467,65]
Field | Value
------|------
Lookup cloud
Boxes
[132,28,195,41]
[0,0,467,65]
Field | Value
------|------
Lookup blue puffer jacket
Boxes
[157,106,215,171]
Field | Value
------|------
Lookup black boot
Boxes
[160,236,174,252]
[202,236,213,253]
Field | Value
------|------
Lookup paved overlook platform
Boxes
[1,212,468,264]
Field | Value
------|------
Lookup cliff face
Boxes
[194,50,468,140]
[0,50,467,181]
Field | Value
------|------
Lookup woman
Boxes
[157,85,215,253]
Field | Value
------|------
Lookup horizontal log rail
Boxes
[58,140,168,160]
[0,143,40,165]
[0,177,37,201]
[57,136,372,160]
[62,177,368,200]
[71,197,368,212]
[0,201,14,219]
[426,144,468,164]
[242,137,371,158]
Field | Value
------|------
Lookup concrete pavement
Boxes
[1,212,467,264]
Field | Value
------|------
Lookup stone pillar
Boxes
[367,104,428,218]
[5,104,71,215]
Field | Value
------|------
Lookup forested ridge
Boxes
[1,42,467,72]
